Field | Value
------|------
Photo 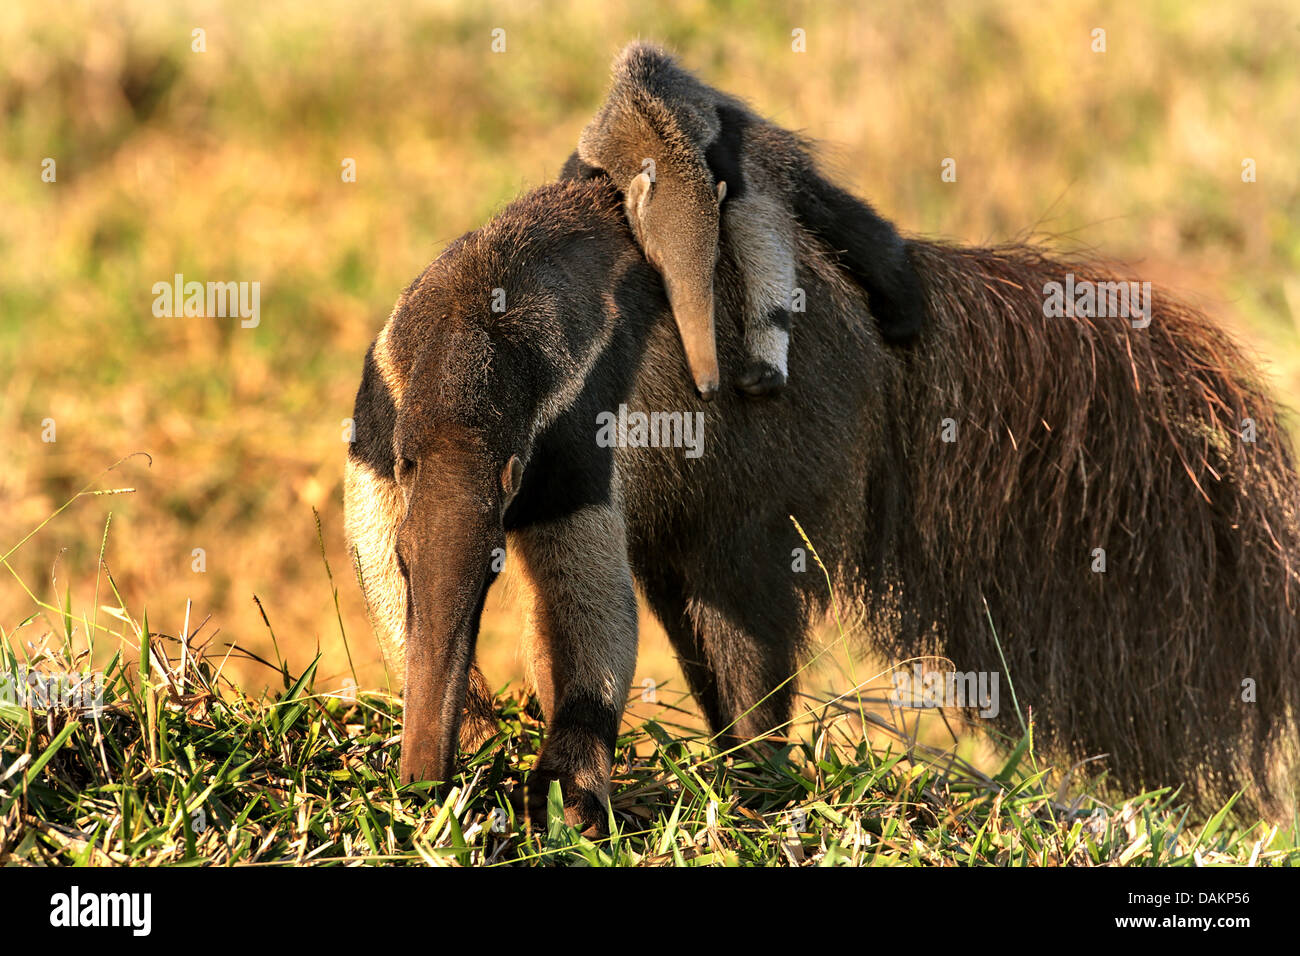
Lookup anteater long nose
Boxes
[666,292,721,401]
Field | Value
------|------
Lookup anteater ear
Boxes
[501,455,524,510]
[624,171,653,238]
[559,150,603,182]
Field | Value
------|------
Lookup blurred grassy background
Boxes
[2,0,1297,756]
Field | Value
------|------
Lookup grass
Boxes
[4,626,1295,867]
[2,497,1296,867]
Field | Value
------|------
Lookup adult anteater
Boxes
[345,177,1299,828]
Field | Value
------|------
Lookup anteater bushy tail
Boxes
[866,241,1300,815]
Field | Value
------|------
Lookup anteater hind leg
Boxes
[686,595,803,757]
[643,560,803,758]
[511,503,639,830]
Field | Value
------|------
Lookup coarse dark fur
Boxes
[346,177,1300,827]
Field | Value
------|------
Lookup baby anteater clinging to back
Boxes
[562,42,924,397]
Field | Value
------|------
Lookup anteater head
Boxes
[391,417,523,786]
[359,306,532,786]
[578,42,728,400]
[345,180,654,787]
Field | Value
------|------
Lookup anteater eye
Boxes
[396,456,416,481]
